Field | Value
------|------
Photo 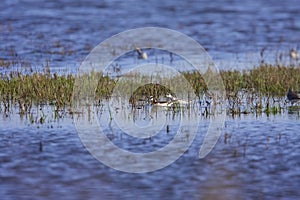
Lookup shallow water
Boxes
[1,1,300,199]
[1,105,300,199]
[0,0,300,73]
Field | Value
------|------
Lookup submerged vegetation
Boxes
[0,63,300,116]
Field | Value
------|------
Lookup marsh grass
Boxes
[220,64,300,96]
[219,64,300,115]
[1,63,300,116]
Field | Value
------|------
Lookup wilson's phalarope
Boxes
[149,96,173,107]
[135,47,148,60]
[290,48,299,61]
[166,93,190,106]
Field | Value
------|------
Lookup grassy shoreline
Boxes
[0,64,299,114]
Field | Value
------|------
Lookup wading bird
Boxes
[135,47,148,60]
[290,48,299,61]
[287,88,300,104]
[166,93,190,106]
[149,96,173,107]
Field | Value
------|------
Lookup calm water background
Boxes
[0,0,300,73]
[1,0,300,199]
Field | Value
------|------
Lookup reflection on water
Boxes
[1,105,300,199]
